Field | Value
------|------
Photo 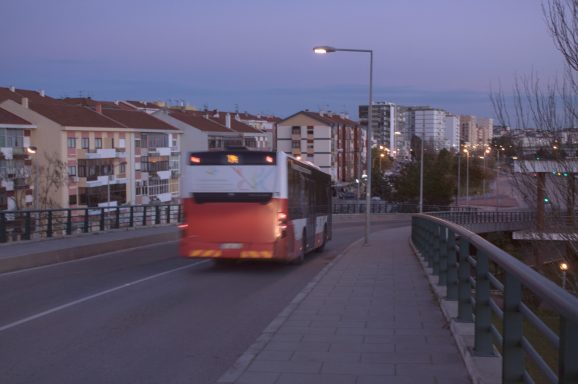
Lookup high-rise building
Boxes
[359,102,408,158]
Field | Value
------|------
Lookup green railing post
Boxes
[432,224,441,276]
[23,212,31,240]
[47,210,53,238]
[457,237,473,322]
[177,204,182,223]
[129,206,134,227]
[502,272,524,383]
[559,317,578,383]
[155,205,160,225]
[66,209,72,235]
[425,221,434,268]
[100,208,105,231]
[438,227,448,285]
[474,250,494,356]
[0,212,6,243]
[166,205,170,223]
[446,229,458,299]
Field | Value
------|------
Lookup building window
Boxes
[292,140,300,149]
[68,166,77,176]
[307,126,314,136]
[95,138,102,149]
[69,194,77,206]
[0,128,24,147]
[292,126,301,135]
[67,137,76,148]
[81,138,89,149]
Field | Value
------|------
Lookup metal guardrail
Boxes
[0,204,182,243]
[431,210,535,225]
[412,214,578,383]
[333,201,477,214]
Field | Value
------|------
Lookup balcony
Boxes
[84,148,117,160]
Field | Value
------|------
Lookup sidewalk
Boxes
[218,226,473,384]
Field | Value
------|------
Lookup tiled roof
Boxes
[102,109,179,131]
[61,97,128,110]
[169,111,233,133]
[29,102,124,128]
[0,87,66,106]
[123,100,163,110]
[209,114,263,133]
[0,107,33,125]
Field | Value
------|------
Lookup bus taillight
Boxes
[277,212,288,238]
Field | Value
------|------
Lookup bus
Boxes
[179,150,332,263]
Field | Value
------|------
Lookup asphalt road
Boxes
[0,218,410,384]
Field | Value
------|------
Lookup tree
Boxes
[489,1,577,290]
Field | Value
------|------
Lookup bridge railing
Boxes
[412,214,578,383]
[0,204,182,243]
[430,210,535,225]
[333,201,476,214]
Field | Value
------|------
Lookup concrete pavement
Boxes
[218,226,474,384]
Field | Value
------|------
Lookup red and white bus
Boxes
[179,150,332,263]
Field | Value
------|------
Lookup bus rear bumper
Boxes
[180,241,284,261]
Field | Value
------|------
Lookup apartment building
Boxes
[444,113,460,150]
[277,111,361,184]
[406,107,448,151]
[207,112,269,150]
[0,106,36,210]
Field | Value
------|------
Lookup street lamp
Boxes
[314,45,373,245]
[26,146,39,209]
[463,148,470,202]
[560,262,569,289]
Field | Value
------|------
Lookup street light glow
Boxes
[313,46,336,54]
[26,146,38,154]
[560,262,569,271]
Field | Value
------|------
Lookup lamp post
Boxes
[419,122,425,213]
[560,262,569,289]
[463,148,470,202]
[314,45,373,245]
[26,146,39,209]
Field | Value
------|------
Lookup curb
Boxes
[409,238,501,384]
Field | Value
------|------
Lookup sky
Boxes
[0,0,568,120]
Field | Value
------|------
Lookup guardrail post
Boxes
[446,229,458,299]
[177,204,182,223]
[166,205,170,223]
[0,212,6,243]
[438,226,448,285]
[66,209,72,235]
[46,210,53,238]
[129,206,134,227]
[457,237,473,322]
[83,209,89,233]
[99,208,105,231]
[474,250,494,356]
[155,205,161,224]
[23,212,31,240]
[559,317,578,383]
[115,207,120,229]
[142,206,147,226]
[502,272,524,382]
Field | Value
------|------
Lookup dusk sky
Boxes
[0,0,567,120]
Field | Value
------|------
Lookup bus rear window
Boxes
[189,151,277,165]
[193,192,273,204]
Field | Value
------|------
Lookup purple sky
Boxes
[0,0,566,120]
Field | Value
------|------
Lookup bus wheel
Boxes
[315,224,328,253]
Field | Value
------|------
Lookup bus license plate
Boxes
[220,243,242,249]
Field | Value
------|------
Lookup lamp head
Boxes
[313,46,336,54]
[560,262,569,271]
[26,146,38,154]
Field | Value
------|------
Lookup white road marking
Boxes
[0,260,210,333]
